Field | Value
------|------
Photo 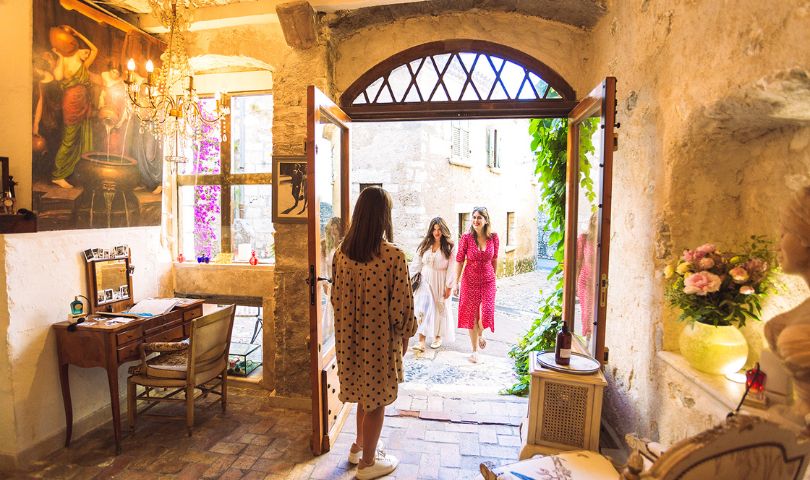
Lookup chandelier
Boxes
[124,0,228,164]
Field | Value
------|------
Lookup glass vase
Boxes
[679,321,748,375]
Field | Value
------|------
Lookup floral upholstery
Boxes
[481,451,618,480]
[144,339,189,352]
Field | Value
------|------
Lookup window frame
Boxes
[176,90,274,260]
[506,211,515,246]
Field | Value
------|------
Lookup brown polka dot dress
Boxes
[331,241,417,411]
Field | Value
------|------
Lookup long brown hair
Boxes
[340,187,393,263]
[468,206,493,242]
[417,217,454,259]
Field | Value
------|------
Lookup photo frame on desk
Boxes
[272,156,308,224]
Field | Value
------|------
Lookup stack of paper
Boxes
[128,298,179,316]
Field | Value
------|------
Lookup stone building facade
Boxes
[351,119,538,273]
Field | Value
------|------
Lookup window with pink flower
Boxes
[177,93,275,263]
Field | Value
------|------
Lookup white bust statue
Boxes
[764,186,810,416]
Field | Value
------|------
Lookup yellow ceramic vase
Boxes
[679,321,748,375]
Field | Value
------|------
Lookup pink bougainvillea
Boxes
[192,100,222,258]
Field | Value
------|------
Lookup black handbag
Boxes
[410,272,422,292]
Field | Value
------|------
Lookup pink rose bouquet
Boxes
[664,236,777,327]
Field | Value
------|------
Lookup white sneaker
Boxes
[356,452,399,480]
[469,352,479,363]
[348,440,384,465]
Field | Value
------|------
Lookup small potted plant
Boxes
[665,236,777,375]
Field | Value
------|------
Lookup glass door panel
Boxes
[562,78,616,366]
[307,86,351,455]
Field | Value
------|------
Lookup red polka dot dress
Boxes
[456,232,498,332]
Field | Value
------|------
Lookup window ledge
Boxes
[503,245,516,253]
[174,261,275,270]
[448,157,472,168]
[656,351,806,432]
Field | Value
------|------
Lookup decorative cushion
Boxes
[481,450,618,480]
[127,350,189,378]
[144,339,189,352]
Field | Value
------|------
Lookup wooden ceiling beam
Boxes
[276,1,318,49]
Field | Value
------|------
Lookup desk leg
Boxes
[106,367,122,455]
[58,362,73,447]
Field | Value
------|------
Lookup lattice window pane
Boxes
[388,64,412,102]
[501,61,526,99]
[444,54,466,101]
[365,77,384,102]
[347,47,569,108]
[376,82,394,103]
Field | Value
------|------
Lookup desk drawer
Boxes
[184,306,203,321]
[143,311,183,334]
[145,324,185,344]
[116,326,143,346]
[117,341,142,362]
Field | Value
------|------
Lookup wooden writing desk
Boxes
[53,299,204,454]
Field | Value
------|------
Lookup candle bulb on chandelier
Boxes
[126,58,135,84]
[145,59,154,86]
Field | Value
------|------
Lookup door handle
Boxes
[317,277,332,284]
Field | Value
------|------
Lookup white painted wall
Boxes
[0,227,171,466]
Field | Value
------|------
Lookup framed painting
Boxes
[272,156,308,223]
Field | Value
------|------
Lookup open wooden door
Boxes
[561,78,617,366]
[306,86,352,455]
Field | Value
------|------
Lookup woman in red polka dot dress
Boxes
[452,206,498,363]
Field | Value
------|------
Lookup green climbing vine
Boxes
[503,117,596,396]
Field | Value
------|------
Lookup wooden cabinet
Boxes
[520,351,607,459]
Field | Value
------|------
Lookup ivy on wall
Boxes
[504,117,596,395]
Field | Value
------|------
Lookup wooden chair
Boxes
[127,304,236,435]
[481,415,810,480]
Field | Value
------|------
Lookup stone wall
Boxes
[587,0,810,442]
[173,263,276,389]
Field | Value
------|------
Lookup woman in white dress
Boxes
[410,217,457,351]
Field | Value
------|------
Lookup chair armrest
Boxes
[143,338,189,353]
[625,433,664,464]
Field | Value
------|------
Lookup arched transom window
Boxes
[340,40,576,120]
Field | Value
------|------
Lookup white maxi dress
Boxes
[409,245,457,344]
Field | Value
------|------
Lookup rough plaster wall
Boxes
[0,0,33,210]
[2,227,170,457]
[331,11,592,99]
[588,0,810,441]
[0,237,15,456]
[186,23,329,398]
[173,264,276,390]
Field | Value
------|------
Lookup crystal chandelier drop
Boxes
[124,0,228,164]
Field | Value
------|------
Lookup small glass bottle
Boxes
[177,253,185,263]
[249,251,259,265]
[70,296,85,315]
[554,323,572,366]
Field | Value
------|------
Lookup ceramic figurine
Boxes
[764,186,810,418]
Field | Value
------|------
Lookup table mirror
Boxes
[84,246,134,313]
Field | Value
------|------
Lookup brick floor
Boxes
[8,272,548,479]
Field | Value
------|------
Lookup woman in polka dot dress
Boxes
[331,187,416,480]
[452,206,499,363]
